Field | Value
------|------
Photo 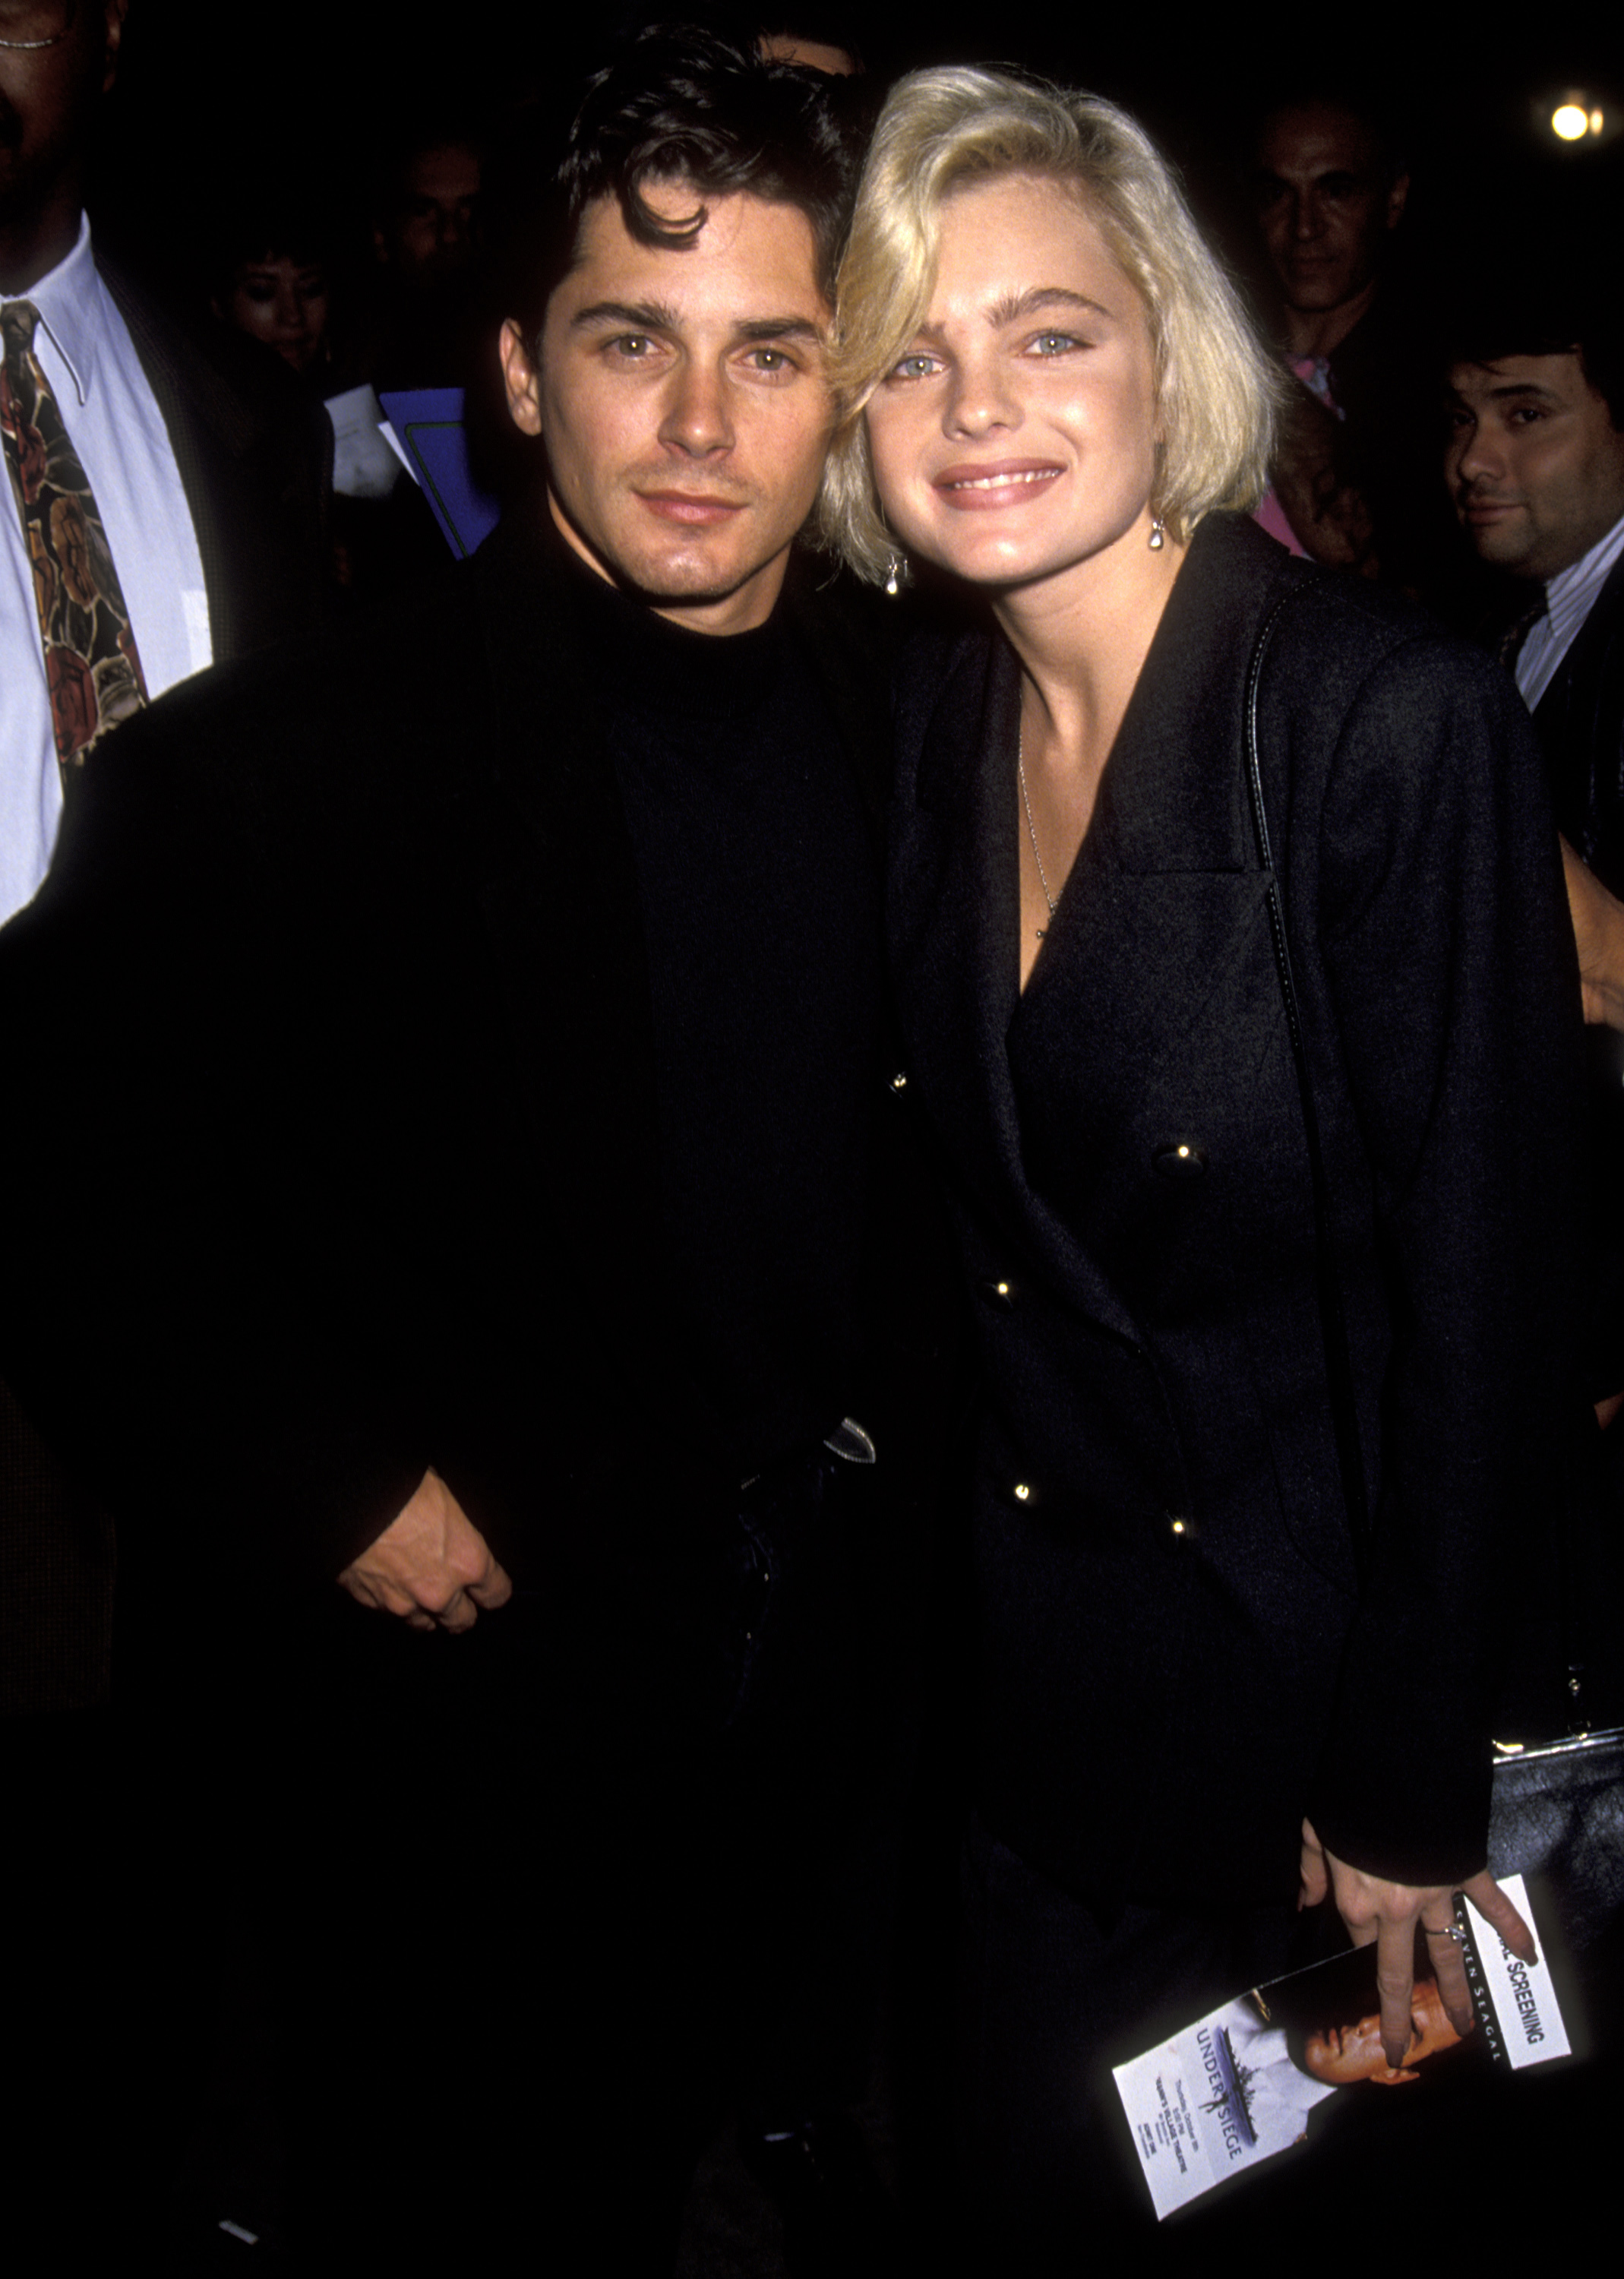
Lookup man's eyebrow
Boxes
[1482,381,1567,404]
[735,317,824,344]
[570,299,683,333]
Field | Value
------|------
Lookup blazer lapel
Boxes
[895,518,1294,1336]
[893,630,1144,1340]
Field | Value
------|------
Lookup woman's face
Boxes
[863,173,1161,593]
[221,255,330,377]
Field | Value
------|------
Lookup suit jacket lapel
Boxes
[98,259,332,659]
[896,517,1291,1338]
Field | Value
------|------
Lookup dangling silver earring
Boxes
[1148,517,1165,552]
[885,552,902,596]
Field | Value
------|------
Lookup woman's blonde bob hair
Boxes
[822,67,1281,583]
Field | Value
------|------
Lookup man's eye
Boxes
[747,347,792,371]
[888,353,938,381]
[1028,332,1082,357]
[609,335,656,358]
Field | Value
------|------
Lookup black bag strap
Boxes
[1243,588,1373,1582]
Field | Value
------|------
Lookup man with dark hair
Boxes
[1445,287,1624,1682]
[1245,90,1457,602]
[1445,296,1624,896]
[0,27,924,2268]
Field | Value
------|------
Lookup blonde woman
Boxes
[827,68,1577,2251]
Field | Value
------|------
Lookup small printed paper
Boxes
[1112,1873,1568,2221]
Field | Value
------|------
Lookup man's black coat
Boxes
[0,513,915,1705]
[887,514,1591,1912]
[1,264,332,1713]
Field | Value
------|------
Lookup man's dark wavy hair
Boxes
[503,24,864,348]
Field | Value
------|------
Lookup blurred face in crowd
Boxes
[0,0,125,288]
[216,253,330,377]
[757,32,858,74]
[1446,352,1624,582]
[1303,1976,1462,2087]
[500,182,836,637]
[1252,102,1407,320]
[863,172,1163,597]
[377,140,480,287]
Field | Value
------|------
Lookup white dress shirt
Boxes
[1516,508,1624,714]
[2,216,213,925]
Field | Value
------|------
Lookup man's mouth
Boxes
[934,462,1063,508]
[635,490,747,525]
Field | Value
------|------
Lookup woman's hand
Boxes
[1299,1819,1537,2070]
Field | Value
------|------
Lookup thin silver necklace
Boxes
[1017,719,1056,937]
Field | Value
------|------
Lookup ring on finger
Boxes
[1423,1923,1466,1944]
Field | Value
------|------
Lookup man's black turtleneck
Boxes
[568,551,884,1474]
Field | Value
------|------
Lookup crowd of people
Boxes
[4,8,1621,2271]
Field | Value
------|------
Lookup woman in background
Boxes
[826,68,1578,2255]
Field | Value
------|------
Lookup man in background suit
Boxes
[0,28,930,2268]
[1445,289,1624,1747]
[2,0,330,1712]
[4,5,322,2265]
[1445,300,1624,898]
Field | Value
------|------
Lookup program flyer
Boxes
[1111,1873,1569,2220]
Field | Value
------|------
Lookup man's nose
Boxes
[1292,189,1321,240]
[659,360,733,457]
[1455,422,1503,484]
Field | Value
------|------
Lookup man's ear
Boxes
[1385,170,1411,231]
[499,319,545,439]
[101,1,129,95]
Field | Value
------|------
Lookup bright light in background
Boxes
[1549,93,1607,142]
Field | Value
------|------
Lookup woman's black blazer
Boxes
[889,513,1590,1912]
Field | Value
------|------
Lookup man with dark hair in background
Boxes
[0,27,930,2268]
[1445,289,1624,899]
[1245,89,1459,606]
[1444,279,1624,1784]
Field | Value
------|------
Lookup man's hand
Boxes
[1300,1819,1536,2070]
[337,1468,513,1633]
[1561,836,1624,1029]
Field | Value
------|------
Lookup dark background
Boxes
[96,4,1623,315]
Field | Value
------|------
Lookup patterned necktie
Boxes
[1,298,147,770]
[1496,593,1548,672]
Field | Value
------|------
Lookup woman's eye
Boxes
[889,353,938,381]
[1029,332,1081,356]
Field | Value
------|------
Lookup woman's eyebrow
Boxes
[984,286,1114,328]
